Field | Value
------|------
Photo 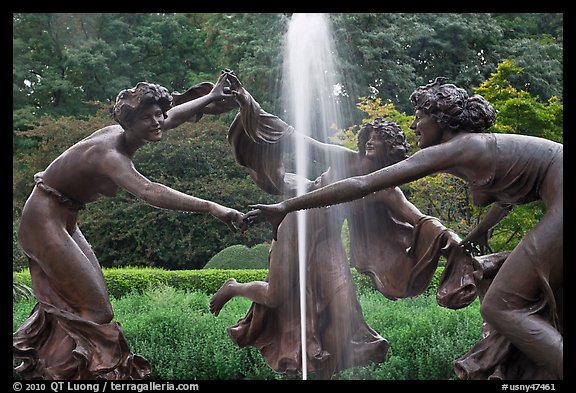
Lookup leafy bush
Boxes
[203,243,271,269]
[13,266,445,300]
[333,292,482,380]
[13,287,482,380]
[113,286,281,380]
[103,268,269,298]
[12,264,448,302]
[12,267,270,299]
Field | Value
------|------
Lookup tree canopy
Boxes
[13,13,563,270]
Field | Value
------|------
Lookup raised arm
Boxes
[163,73,234,131]
[226,71,356,165]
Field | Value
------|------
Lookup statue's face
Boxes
[410,109,442,149]
[364,131,389,163]
[129,103,165,142]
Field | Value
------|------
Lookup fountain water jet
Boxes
[281,13,345,380]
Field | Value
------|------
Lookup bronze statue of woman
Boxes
[247,77,563,380]
[211,73,479,379]
[14,73,245,379]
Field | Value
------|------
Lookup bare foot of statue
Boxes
[210,278,238,316]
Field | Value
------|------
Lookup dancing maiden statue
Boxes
[13,75,244,379]
[247,77,563,380]
[209,72,482,379]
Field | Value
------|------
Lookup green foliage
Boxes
[490,13,563,101]
[406,174,476,238]
[202,13,288,114]
[13,285,482,380]
[13,267,270,299]
[13,266,445,303]
[488,202,544,252]
[12,107,112,214]
[12,214,27,272]
[12,288,281,380]
[334,292,482,380]
[13,13,562,131]
[475,59,563,143]
[13,13,224,123]
[329,97,416,153]
[103,268,269,299]
[12,282,34,303]
[13,297,36,331]
[13,269,32,288]
[204,243,271,269]
[330,12,563,117]
[112,286,281,380]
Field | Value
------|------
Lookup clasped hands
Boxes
[228,203,286,241]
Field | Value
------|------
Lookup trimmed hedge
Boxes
[203,243,271,269]
[13,266,445,299]
[13,267,269,299]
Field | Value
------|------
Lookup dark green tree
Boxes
[201,13,289,114]
[330,13,504,117]
[13,13,223,123]
[491,13,563,101]
[13,13,563,269]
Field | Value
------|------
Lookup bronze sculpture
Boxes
[247,77,563,380]
[13,74,245,380]
[210,73,480,379]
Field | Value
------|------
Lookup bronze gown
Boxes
[13,175,150,380]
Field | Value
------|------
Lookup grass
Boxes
[13,286,482,380]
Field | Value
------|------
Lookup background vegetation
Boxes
[13,268,480,380]
[13,13,563,270]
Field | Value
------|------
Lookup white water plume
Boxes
[281,12,344,380]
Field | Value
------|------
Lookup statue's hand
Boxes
[214,207,247,233]
[460,229,492,255]
[223,69,242,90]
[210,72,235,101]
[244,203,287,241]
[222,70,250,107]
[201,72,238,114]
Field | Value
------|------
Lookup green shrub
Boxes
[351,265,445,297]
[13,267,270,299]
[204,243,271,269]
[13,269,32,288]
[12,266,444,300]
[13,286,483,380]
[333,291,482,380]
[104,268,269,298]
[114,286,281,380]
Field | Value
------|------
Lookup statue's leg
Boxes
[480,207,563,379]
[15,202,151,379]
[19,217,113,324]
[211,214,298,314]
